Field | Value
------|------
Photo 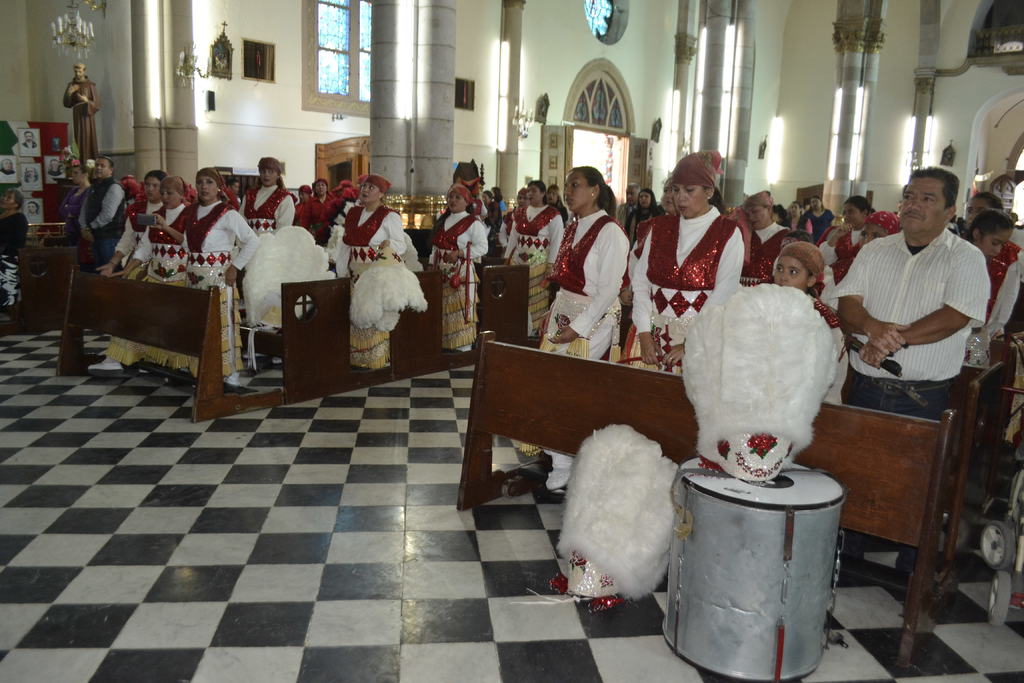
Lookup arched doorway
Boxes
[540,59,648,200]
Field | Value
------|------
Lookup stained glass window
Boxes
[572,77,626,131]
[316,0,371,102]
[583,0,613,38]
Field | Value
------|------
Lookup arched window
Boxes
[564,60,634,134]
[302,0,372,115]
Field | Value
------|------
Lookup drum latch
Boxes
[675,508,694,540]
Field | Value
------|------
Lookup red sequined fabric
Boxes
[243,186,291,224]
[125,199,150,232]
[182,202,231,252]
[813,299,842,329]
[151,205,189,245]
[647,215,737,291]
[343,206,397,247]
[987,241,1021,322]
[746,433,778,458]
[514,205,558,237]
[549,215,617,295]
[589,596,626,612]
[549,572,569,594]
[432,215,477,251]
[742,228,788,285]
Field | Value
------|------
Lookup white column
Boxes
[722,0,754,205]
[697,0,729,153]
[673,0,695,159]
[413,0,456,195]
[496,0,525,194]
[163,0,197,177]
[370,0,410,193]
[130,0,161,174]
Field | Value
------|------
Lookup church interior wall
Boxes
[18,0,134,157]
[192,0,367,183]
[771,0,836,205]
[452,0,501,184]
[2,0,32,122]
[980,91,1024,177]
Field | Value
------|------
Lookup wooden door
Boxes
[540,125,572,189]
[627,136,650,189]
[315,136,370,184]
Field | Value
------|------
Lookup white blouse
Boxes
[560,210,629,336]
[242,185,296,228]
[430,211,489,260]
[192,203,260,270]
[504,204,565,264]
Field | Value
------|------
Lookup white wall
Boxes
[453,0,500,184]
[192,0,367,183]
[981,92,1024,175]
[1,1,32,122]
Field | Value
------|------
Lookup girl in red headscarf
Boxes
[240,157,295,234]
[335,173,407,368]
[623,151,743,374]
[296,178,341,244]
[431,183,489,351]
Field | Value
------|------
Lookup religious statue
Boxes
[62,62,100,163]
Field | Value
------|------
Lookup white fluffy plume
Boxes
[683,284,836,462]
[557,425,678,599]
[350,247,428,331]
[243,226,335,326]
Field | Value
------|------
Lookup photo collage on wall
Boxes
[0,121,70,224]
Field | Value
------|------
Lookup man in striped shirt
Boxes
[836,167,988,421]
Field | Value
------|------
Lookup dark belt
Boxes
[854,371,953,407]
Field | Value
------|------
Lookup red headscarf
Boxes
[865,211,900,235]
[257,157,283,174]
[358,173,392,194]
[298,184,313,195]
[448,183,472,204]
[671,150,723,189]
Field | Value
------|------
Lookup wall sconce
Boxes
[175,43,209,89]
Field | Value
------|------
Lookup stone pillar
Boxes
[697,0,729,153]
[823,0,886,212]
[370,0,410,193]
[163,0,197,177]
[722,0,754,205]
[673,0,695,159]
[910,71,934,173]
[854,15,884,195]
[496,0,525,195]
[414,0,456,195]
[130,0,161,175]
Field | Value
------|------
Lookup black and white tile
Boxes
[0,331,1021,682]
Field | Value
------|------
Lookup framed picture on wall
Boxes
[0,155,17,181]
[16,128,41,157]
[24,198,42,222]
[20,163,42,191]
[44,156,64,183]
[210,23,233,80]
[242,39,275,82]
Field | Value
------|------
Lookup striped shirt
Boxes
[835,229,988,381]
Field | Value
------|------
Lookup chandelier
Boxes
[51,1,95,58]
[175,43,209,89]
[512,103,535,140]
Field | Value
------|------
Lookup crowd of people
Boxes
[2,149,1018,475]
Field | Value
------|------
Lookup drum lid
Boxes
[679,459,845,509]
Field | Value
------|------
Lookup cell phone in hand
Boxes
[137,214,156,226]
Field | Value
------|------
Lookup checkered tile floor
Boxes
[0,331,1022,682]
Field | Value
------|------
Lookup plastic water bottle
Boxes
[965,328,990,368]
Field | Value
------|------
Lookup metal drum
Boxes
[663,461,846,681]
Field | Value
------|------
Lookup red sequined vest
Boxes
[514,205,558,237]
[647,215,737,291]
[343,206,395,246]
[183,202,231,252]
[243,187,290,231]
[813,298,841,329]
[151,205,188,245]
[433,215,477,251]
[125,199,150,232]
[741,227,788,285]
[987,241,1021,322]
[550,215,618,295]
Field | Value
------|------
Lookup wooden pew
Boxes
[0,247,78,337]
[458,335,957,667]
[245,265,530,402]
[57,271,282,421]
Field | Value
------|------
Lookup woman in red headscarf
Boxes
[820,210,898,310]
[623,151,743,374]
[240,157,295,234]
[431,184,489,351]
[738,190,788,286]
[504,179,565,336]
[335,173,407,368]
[296,178,341,244]
[185,167,260,384]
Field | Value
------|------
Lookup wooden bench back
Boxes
[467,340,955,547]
[17,247,78,333]
[477,265,530,347]
[63,271,215,356]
